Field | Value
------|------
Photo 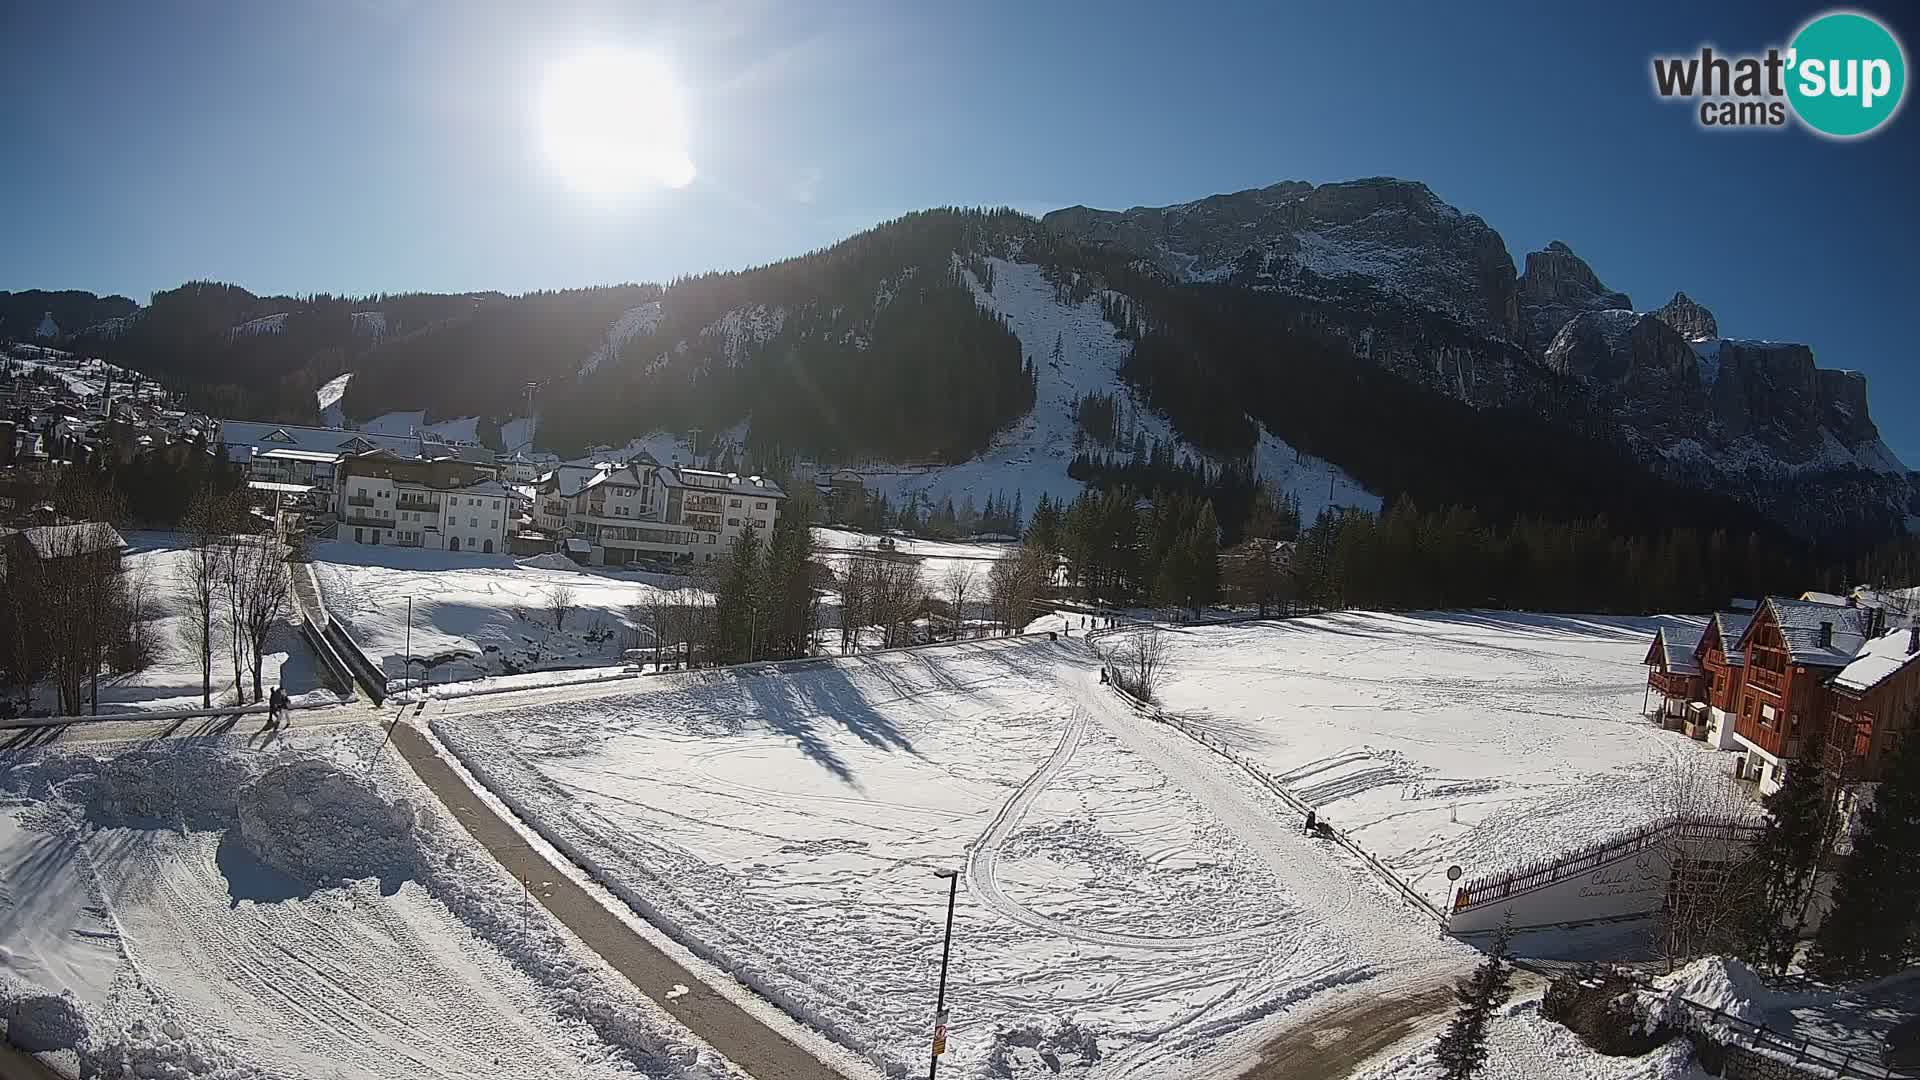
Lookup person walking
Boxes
[1303,809,1317,836]
[267,686,287,725]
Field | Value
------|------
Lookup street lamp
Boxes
[929,868,958,1080]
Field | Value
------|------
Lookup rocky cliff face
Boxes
[1544,298,1910,538]
[1044,177,1521,338]
[1654,292,1718,341]
[1048,179,1911,542]
[1517,242,1632,355]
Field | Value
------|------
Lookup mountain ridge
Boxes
[5,180,1910,546]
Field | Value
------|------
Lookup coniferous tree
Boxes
[1434,918,1514,1080]
[715,526,763,662]
[1813,736,1920,977]
[1734,764,1836,973]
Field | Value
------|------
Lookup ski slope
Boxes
[0,727,734,1080]
[428,637,1469,1079]
[840,257,1377,523]
[1141,611,1752,905]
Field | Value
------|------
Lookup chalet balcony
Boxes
[684,494,724,513]
[1647,670,1700,698]
[1748,666,1785,695]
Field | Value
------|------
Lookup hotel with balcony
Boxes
[530,452,785,566]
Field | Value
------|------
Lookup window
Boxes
[727,517,740,527]
[756,501,767,509]
[470,517,479,528]
[729,498,742,507]
[447,517,455,528]
[489,520,497,531]
[492,499,501,509]
[356,487,367,498]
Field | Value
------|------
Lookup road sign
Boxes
[1446,864,1463,882]
[932,1008,949,1055]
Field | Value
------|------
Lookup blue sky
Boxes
[1,0,1916,463]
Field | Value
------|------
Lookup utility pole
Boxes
[929,868,958,1080]
[524,381,538,448]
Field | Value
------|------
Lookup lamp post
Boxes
[405,595,413,688]
[929,868,958,1080]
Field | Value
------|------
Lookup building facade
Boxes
[336,450,520,553]
[530,455,785,566]
[1826,624,1920,784]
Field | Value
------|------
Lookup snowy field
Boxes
[1141,611,1750,904]
[430,636,1472,1079]
[0,725,734,1080]
[310,541,685,681]
[814,527,1013,602]
[23,533,323,716]
[1353,992,1707,1080]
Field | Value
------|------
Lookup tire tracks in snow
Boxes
[966,707,1282,952]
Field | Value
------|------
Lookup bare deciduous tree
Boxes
[868,557,927,649]
[987,544,1053,635]
[178,490,231,707]
[1651,756,1767,972]
[547,584,577,631]
[1111,625,1171,703]
[230,531,293,704]
[835,546,874,654]
[943,566,978,641]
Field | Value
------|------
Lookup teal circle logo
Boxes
[1787,11,1907,137]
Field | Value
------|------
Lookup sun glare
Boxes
[539,49,696,194]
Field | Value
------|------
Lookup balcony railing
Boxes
[347,495,375,508]
[1648,671,1698,697]
[1748,666,1785,694]
[341,513,387,528]
[396,498,440,513]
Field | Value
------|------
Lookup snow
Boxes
[1144,611,1753,904]
[351,310,388,340]
[227,312,288,339]
[1642,956,1920,1063]
[583,302,665,376]
[1831,625,1919,693]
[501,414,537,453]
[20,532,320,716]
[0,727,737,1080]
[429,637,1470,1079]
[4,346,160,403]
[1352,994,1707,1080]
[1649,957,1769,1025]
[834,258,1374,526]
[362,409,427,436]
[309,540,685,681]
[316,372,353,427]
[813,527,1015,601]
[423,415,481,443]
[701,305,785,369]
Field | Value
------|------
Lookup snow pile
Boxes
[5,988,87,1052]
[2,733,735,1079]
[987,1019,1101,1077]
[521,551,582,572]
[236,761,418,888]
[1646,956,1770,1027]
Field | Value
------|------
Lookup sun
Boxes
[539,49,696,193]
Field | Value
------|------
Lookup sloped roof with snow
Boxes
[219,420,421,461]
[1647,626,1704,675]
[1705,612,1754,667]
[1832,626,1920,695]
[12,523,126,560]
[537,464,615,497]
[1743,597,1874,667]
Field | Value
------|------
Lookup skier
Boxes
[1098,666,1108,685]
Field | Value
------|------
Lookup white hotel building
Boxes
[335,449,523,553]
[532,454,785,566]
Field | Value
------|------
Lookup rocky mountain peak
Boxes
[1653,292,1719,341]
[1516,242,1631,356]
[1041,177,1520,339]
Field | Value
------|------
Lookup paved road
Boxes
[386,722,855,1080]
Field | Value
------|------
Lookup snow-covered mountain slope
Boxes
[580,301,663,376]
[316,372,353,427]
[227,312,289,339]
[847,257,1376,520]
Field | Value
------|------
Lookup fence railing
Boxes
[1097,675,1448,925]
[1454,814,1764,913]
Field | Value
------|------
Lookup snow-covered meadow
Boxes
[1138,611,1750,904]
[429,636,1468,1079]
[0,726,735,1080]
[309,541,684,681]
